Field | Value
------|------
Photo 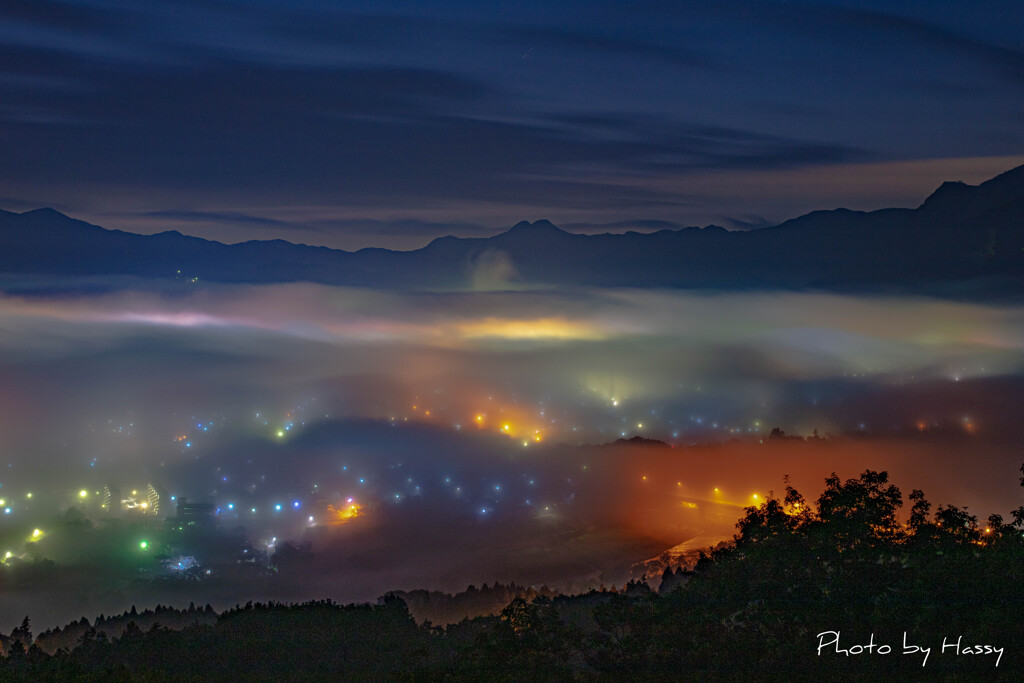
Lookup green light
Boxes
[139,541,148,550]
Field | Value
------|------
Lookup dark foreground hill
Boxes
[2,165,1024,296]
[2,468,1021,681]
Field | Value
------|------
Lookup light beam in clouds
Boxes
[105,311,228,328]
[2,286,1024,379]
[453,316,605,342]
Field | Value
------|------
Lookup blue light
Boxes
[274,504,282,511]
[3,508,9,514]
[227,503,234,510]
[293,501,300,508]
[170,496,176,501]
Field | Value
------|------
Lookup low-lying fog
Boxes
[1,283,1022,631]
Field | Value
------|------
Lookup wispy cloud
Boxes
[142,210,290,228]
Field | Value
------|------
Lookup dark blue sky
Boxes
[1,0,1022,249]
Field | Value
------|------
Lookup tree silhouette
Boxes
[2,465,1023,680]
[908,488,931,531]
[814,469,902,551]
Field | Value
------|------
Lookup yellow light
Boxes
[475,414,484,423]
[132,490,137,496]
[637,423,643,429]
[985,528,991,534]
[140,502,148,509]
[32,529,41,538]
[79,490,88,498]
[0,499,4,506]
[276,430,285,438]
[752,494,759,500]
[502,424,510,432]
[455,317,603,341]
[26,493,32,499]
[3,551,10,559]
[332,501,362,523]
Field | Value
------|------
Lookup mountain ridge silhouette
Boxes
[2,166,1023,296]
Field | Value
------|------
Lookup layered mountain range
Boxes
[2,165,1023,296]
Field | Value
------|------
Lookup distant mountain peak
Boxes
[23,207,70,219]
[981,163,1024,189]
[919,180,976,213]
[506,219,565,234]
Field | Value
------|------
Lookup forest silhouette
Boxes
[1,466,1021,681]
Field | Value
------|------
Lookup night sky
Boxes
[2,0,1023,249]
